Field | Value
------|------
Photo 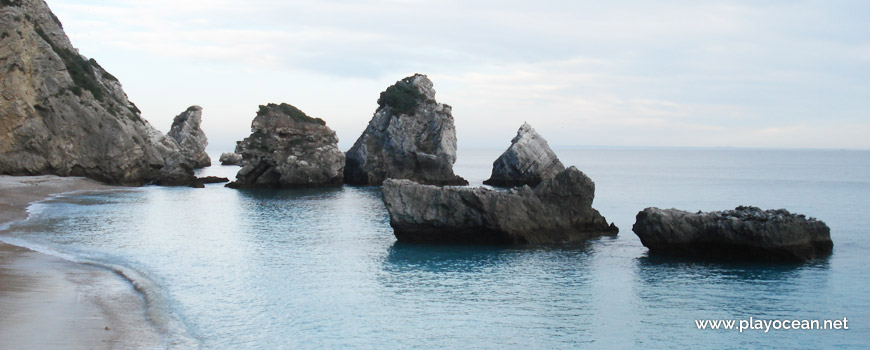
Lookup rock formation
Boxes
[196,176,228,184]
[344,74,467,186]
[382,166,618,244]
[632,206,833,261]
[226,103,344,188]
[167,105,210,168]
[219,152,242,166]
[484,122,564,187]
[0,0,195,185]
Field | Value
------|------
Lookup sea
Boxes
[1,148,868,349]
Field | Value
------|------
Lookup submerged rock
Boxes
[344,74,467,186]
[0,0,195,186]
[484,122,564,187]
[167,106,210,168]
[219,152,242,166]
[632,206,833,261]
[382,166,618,244]
[227,103,344,188]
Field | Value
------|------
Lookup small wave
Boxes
[0,236,202,349]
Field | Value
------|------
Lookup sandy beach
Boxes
[0,175,166,349]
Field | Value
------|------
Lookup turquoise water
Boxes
[2,149,869,348]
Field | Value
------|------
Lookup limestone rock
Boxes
[484,122,564,187]
[0,0,195,186]
[227,103,344,188]
[632,206,833,261]
[219,152,242,166]
[167,105,210,168]
[382,166,618,244]
[344,74,467,186]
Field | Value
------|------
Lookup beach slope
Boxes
[0,175,166,349]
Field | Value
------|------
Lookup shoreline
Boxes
[0,175,169,349]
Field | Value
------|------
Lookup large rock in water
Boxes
[0,0,194,185]
[227,103,344,188]
[382,166,618,244]
[632,206,833,261]
[167,105,210,168]
[484,122,564,187]
[344,74,467,186]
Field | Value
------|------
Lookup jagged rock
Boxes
[632,206,833,261]
[0,0,194,186]
[226,103,344,188]
[219,152,242,166]
[344,74,467,186]
[167,105,210,168]
[484,122,564,187]
[382,166,618,244]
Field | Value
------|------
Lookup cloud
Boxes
[47,0,870,150]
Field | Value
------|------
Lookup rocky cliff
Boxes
[227,103,344,188]
[167,105,210,168]
[0,0,194,185]
[344,74,467,186]
[484,122,564,187]
[632,206,833,261]
[382,166,618,244]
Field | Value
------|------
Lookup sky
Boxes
[48,0,870,151]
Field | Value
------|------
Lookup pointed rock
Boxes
[484,123,564,187]
[344,74,467,186]
[382,166,618,244]
[0,0,194,185]
[227,103,344,188]
[167,106,210,168]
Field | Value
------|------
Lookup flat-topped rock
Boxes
[632,206,833,261]
[382,166,617,244]
[227,103,344,188]
[344,74,467,186]
[484,122,564,187]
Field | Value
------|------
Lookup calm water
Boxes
[2,148,869,349]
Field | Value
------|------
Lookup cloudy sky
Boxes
[49,0,869,151]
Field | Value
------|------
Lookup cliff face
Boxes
[484,122,565,187]
[167,106,210,168]
[382,167,618,244]
[227,103,345,188]
[344,74,467,186]
[0,0,194,185]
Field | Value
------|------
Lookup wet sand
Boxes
[0,175,166,349]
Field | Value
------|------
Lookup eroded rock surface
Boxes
[219,152,242,166]
[484,122,564,187]
[227,103,344,188]
[344,74,467,186]
[167,105,210,168]
[382,166,617,244]
[632,206,833,261]
[0,0,195,185]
